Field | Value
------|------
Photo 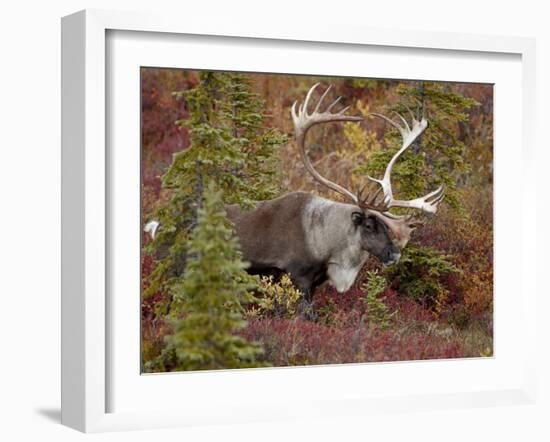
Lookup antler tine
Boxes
[356,181,370,201]
[367,192,389,212]
[326,96,342,113]
[392,111,410,131]
[314,84,332,114]
[423,186,445,208]
[371,112,404,135]
[337,105,351,116]
[356,182,389,212]
[303,82,321,115]
[403,104,417,123]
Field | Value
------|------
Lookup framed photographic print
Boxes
[61,9,537,433]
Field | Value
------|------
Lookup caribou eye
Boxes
[351,211,364,226]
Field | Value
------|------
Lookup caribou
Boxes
[146,83,444,301]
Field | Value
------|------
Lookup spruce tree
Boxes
[145,183,265,372]
[362,271,392,330]
[221,74,285,203]
[144,71,286,306]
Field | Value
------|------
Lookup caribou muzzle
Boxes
[381,246,401,266]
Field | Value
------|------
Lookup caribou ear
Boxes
[351,211,364,226]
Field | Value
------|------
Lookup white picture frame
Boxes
[61,9,537,433]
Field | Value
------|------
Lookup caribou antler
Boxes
[291,83,444,221]
[291,83,390,213]
[368,109,444,214]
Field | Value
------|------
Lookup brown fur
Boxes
[226,192,319,277]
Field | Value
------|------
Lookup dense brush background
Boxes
[140,68,493,370]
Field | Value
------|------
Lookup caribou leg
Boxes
[291,271,327,321]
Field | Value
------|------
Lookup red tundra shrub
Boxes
[241,314,465,367]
